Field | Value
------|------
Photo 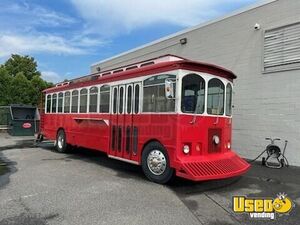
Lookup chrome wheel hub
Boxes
[147,150,167,175]
[58,134,64,149]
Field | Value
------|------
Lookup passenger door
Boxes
[110,85,124,158]
[109,82,141,162]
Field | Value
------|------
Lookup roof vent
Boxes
[140,61,154,67]
[113,69,124,74]
[126,65,138,70]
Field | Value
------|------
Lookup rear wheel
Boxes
[142,142,174,184]
[56,130,69,153]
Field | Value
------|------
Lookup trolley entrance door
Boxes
[109,82,141,162]
[123,83,133,160]
[110,85,125,158]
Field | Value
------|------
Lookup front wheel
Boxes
[141,142,174,184]
[56,130,69,153]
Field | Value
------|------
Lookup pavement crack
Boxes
[185,205,206,225]
[203,192,242,225]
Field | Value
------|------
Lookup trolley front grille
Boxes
[183,154,249,177]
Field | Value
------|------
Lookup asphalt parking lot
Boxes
[0,133,299,225]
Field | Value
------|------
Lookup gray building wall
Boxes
[91,0,300,166]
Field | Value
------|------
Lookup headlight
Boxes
[183,145,190,154]
[213,135,220,145]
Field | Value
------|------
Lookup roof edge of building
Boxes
[91,0,277,67]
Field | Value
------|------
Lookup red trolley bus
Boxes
[39,55,250,184]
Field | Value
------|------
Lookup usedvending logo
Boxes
[233,193,294,220]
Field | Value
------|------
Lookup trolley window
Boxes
[143,74,176,112]
[80,89,88,113]
[226,83,233,116]
[89,87,98,113]
[57,92,63,113]
[64,91,70,113]
[71,90,79,113]
[46,95,51,113]
[113,87,118,114]
[100,85,110,113]
[119,86,124,114]
[52,94,57,113]
[207,78,224,115]
[127,86,132,114]
[181,74,205,114]
[134,85,140,114]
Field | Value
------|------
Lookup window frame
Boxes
[79,88,88,113]
[181,73,206,115]
[112,86,118,114]
[51,93,57,113]
[45,94,52,113]
[225,83,233,116]
[126,84,133,114]
[99,84,110,113]
[134,83,141,114]
[71,90,79,113]
[207,78,225,116]
[142,74,176,113]
[89,86,99,113]
[64,91,71,113]
[57,92,64,113]
[119,85,125,114]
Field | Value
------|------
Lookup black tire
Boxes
[56,130,69,153]
[141,141,174,184]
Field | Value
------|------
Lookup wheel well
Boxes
[57,127,64,135]
[141,139,163,154]
[141,139,165,161]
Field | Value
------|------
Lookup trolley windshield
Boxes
[181,73,232,116]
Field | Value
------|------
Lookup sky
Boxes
[0,0,259,83]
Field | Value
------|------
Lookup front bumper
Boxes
[175,151,250,181]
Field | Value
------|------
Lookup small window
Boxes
[52,94,57,113]
[181,74,205,114]
[64,92,71,113]
[127,86,132,114]
[207,78,224,115]
[46,95,51,113]
[226,83,233,116]
[113,87,118,114]
[71,90,79,113]
[89,87,98,113]
[100,85,110,113]
[119,86,124,114]
[134,85,140,114]
[57,92,63,113]
[80,89,88,113]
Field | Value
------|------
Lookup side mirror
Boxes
[165,79,174,99]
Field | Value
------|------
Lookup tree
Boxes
[10,72,35,105]
[4,54,41,80]
[30,75,53,106]
[0,54,53,106]
[0,66,13,106]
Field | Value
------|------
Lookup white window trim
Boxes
[178,69,233,118]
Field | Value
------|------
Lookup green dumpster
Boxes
[7,105,40,136]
